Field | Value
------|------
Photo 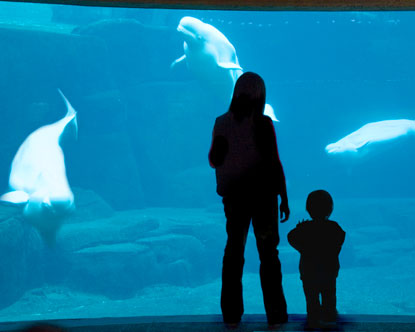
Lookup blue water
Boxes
[0,1,414,321]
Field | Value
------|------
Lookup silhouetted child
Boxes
[288,190,345,329]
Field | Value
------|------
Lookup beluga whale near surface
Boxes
[325,119,415,154]
[1,90,78,245]
[171,16,278,121]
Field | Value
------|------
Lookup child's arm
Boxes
[329,223,346,254]
[338,227,346,247]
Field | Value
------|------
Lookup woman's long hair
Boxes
[229,72,277,167]
[228,72,266,121]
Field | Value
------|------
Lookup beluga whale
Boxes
[325,119,415,154]
[171,16,278,121]
[1,90,78,245]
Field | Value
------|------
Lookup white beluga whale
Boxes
[171,15,242,98]
[171,16,278,121]
[1,90,78,245]
[326,119,415,154]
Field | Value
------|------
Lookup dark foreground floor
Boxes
[1,314,415,332]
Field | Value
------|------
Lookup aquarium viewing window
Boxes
[0,0,414,323]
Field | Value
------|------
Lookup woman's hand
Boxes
[280,200,290,223]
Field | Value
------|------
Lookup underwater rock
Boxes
[133,210,226,284]
[353,225,400,242]
[136,233,201,258]
[65,231,208,299]
[69,242,153,299]
[0,204,21,223]
[123,81,218,206]
[0,24,112,114]
[53,208,226,298]
[345,221,413,267]
[353,237,413,267]
[77,89,125,134]
[73,18,180,88]
[52,5,116,25]
[57,210,160,252]
[278,245,301,274]
[57,211,162,298]
[0,2,52,24]
[74,242,147,254]
[68,187,114,223]
[64,231,211,299]
[168,165,218,208]
[61,88,146,210]
[70,129,145,210]
[0,216,43,309]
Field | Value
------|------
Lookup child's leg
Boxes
[302,279,321,323]
[321,278,337,322]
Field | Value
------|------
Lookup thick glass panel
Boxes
[0,1,414,321]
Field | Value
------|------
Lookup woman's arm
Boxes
[262,117,290,221]
[208,131,228,168]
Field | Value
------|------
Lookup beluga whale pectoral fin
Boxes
[217,62,243,70]
[0,190,30,205]
[42,196,52,207]
[325,142,358,154]
[170,54,186,69]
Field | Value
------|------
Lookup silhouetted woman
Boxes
[209,72,290,327]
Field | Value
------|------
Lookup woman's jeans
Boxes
[221,194,288,324]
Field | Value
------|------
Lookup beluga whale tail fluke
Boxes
[264,104,278,122]
[0,89,78,246]
[325,119,415,154]
[58,88,78,139]
[172,16,279,122]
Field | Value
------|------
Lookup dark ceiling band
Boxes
[6,0,415,11]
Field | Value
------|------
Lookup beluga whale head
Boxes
[171,16,279,122]
[176,16,206,46]
[325,119,415,155]
[1,89,78,246]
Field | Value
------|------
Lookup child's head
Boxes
[306,190,333,220]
